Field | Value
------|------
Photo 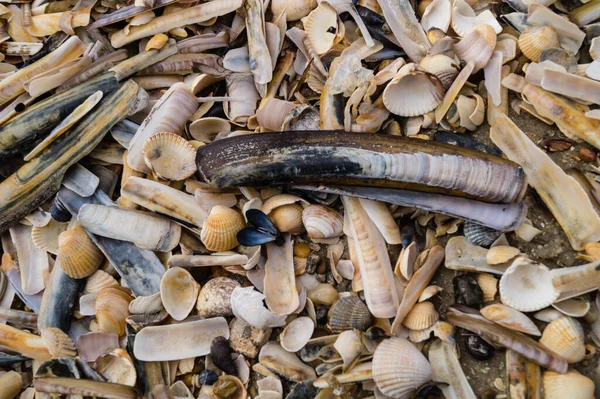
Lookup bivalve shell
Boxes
[402,301,439,331]
[213,375,247,399]
[499,257,559,312]
[40,327,77,358]
[454,24,497,73]
[419,54,459,91]
[189,117,231,142]
[302,204,343,239]
[518,26,560,62]
[196,277,240,318]
[270,203,305,234]
[476,273,497,302]
[328,296,374,333]
[200,205,245,252]
[373,337,433,399]
[160,267,200,321]
[280,317,314,353]
[543,370,594,399]
[142,132,197,181]
[271,0,316,21]
[94,348,137,386]
[480,304,541,336]
[486,245,519,265]
[58,225,104,279]
[463,222,501,248]
[31,220,68,255]
[84,270,119,294]
[304,2,338,55]
[95,287,133,336]
[539,316,585,364]
[383,63,444,117]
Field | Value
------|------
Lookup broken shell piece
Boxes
[328,296,374,333]
[480,304,541,336]
[539,316,585,364]
[420,0,451,33]
[334,330,362,371]
[418,285,443,302]
[231,286,286,329]
[40,327,77,357]
[31,220,68,255]
[451,0,501,37]
[454,24,497,73]
[280,317,314,352]
[419,54,459,91]
[304,2,337,55]
[142,132,197,181]
[445,236,509,275]
[534,308,563,323]
[382,63,444,117]
[373,337,432,399]
[196,277,240,318]
[264,235,299,314]
[95,287,132,336]
[259,341,317,382]
[213,375,247,399]
[201,205,245,252]
[543,370,595,399]
[486,245,520,265]
[302,204,343,239]
[146,33,169,51]
[256,99,297,131]
[229,317,272,359]
[160,267,199,321]
[476,273,497,302]
[428,338,476,399]
[499,257,559,312]
[403,301,439,331]
[271,0,316,21]
[189,117,232,142]
[129,293,163,315]
[518,26,560,62]
[58,225,103,279]
[94,348,137,386]
[552,298,590,318]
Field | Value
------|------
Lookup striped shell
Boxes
[142,132,197,181]
[373,337,433,399]
[58,225,104,279]
[328,296,374,333]
[84,270,119,294]
[539,316,585,363]
[383,64,444,117]
[95,287,133,336]
[543,370,595,399]
[518,26,560,62]
[463,222,501,247]
[270,203,305,234]
[40,327,77,357]
[302,205,343,239]
[476,273,497,302]
[200,205,245,252]
[31,220,68,255]
[402,301,439,331]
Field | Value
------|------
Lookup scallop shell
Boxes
[84,270,119,294]
[280,316,314,352]
[499,257,559,312]
[383,63,444,117]
[189,117,231,142]
[454,24,497,73]
[95,287,133,336]
[40,327,77,357]
[304,2,337,55]
[480,304,541,336]
[271,0,316,21]
[463,222,501,248]
[539,316,585,364]
[302,204,344,240]
[58,225,104,279]
[328,296,374,333]
[419,54,459,91]
[270,203,305,234]
[196,277,240,318]
[486,245,519,265]
[94,348,137,386]
[200,205,245,252]
[160,267,200,321]
[31,220,68,255]
[476,273,497,302]
[142,132,197,181]
[402,301,439,331]
[543,370,595,399]
[518,26,560,62]
[373,337,433,399]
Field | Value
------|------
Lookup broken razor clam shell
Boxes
[481,304,541,336]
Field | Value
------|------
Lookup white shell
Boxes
[451,0,501,37]
[160,267,199,321]
[499,257,559,312]
[279,317,314,352]
[231,286,287,329]
[480,304,541,336]
[334,330,362,371]
[258,342,317,382]
[420,0,451,33]
[454,24,497,73]
[552,298,590,318]
[383,63,444,117]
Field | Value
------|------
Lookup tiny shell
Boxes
[476,273,497,302]
[402,301,439,331]
[518,26,560,62]
[480,304,541,336]
[196,277,240,318]
[539,316,585,364]
[95,287,132,336]
[201,205,245,252]
[189,117,232,142]
[40,327,77,357]
[486,245,519,265]
[304,2,337,55]
[463,222,502,248]
[383,63,444,117]
[280,317,314,352]
[499,257,559,312]
[302,204,343,239]
[160,267,200,321]
[533,308,563,323]
[58,225,104,279]
[419,54,459,91]
[142,132,197,181]
[552,298,590,318]
[328,296,374,333]
[543,370,595,399]
[128,292,164,315]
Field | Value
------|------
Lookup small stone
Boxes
[228,317,271,359]
[465,334,494,360]
[294,243,311,258]
[580,147,597,162]
[197,369,218,386]
[453,274,483,307]
[540,137,573,152]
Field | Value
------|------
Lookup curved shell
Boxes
[454,24,497,73]
[463,222,501,247]
[95,287,132,336]
[261,194,309,215]
[270,0,316,21]
[196,277,240,318]
[84,270,119,294]
[280,316,314,352]
[418,285,443,302]
[402,301,439,331]
[146,33,168,51]
[552,298,590,318]
[270,203,304,234]
[200,205,245,252]
[189,117,231,142]
[518,26,560,62]
[373,337,432,399]
[256,99,297,131]
[160,267,199,321]
[231,286,286,329]
[419,54,459,91]
[94,348,137,386]
[304,2,338,55]
[543,370,595,399]
[142,132,197,181]
[213,375,247,399]
[476,273,497,302]
[58,225,104,279]
[539,316,585,364]
[129,292,164,315]
[40,327,77,357]
[499,257,559,312]
[328,296,374,333]
[383,63,444,117]
[451,0,501,37]
[480,304,541,336]
[302,204,343,239]
[31,220,68,255]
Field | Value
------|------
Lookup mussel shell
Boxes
[211,336,237,375]
[49,197,72,222]
[328,296,374,333]
[35,357,80,379]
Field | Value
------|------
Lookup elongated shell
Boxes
[160,267,199,321]
[543,370,595,399]
[196,277,240,318]
[142,132,197,181]
[402,301,439,331]
[58,225,104,279]
[200,205,245,252]
[539,316,585,364]
[480,304,541,336]
[264,235,299,315]
[499,257,559,312]
[518,26,560,62]
[328,296,374,333]
[95,287,132,336]
[373,337,432,399]
[383,63,444,117]
[302,204,343,239]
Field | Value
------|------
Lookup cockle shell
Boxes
[142,132,197,181]
[402,301,439,331]
[486,245,519,265]
[539,316,585,364]
[280,316,314,352]
[518,26,560,62]
[271,0,316,21]
[476,273,497,302]
[270,203,305,234]
[160,267,199,321]
[463,222,501,247]
[196,277,240,318]
[382,63,444,117]
[200,205,245,252]
[418,54,459,91]
[94,348,137,386]
[373,337,432,399]
[454,24,497,73]
[40,327,77,357]
[304,2,338,55]
[94,287,132,336]
[57,225,104,279]
[188,117,231,142]
[499,257,559,312]
[302,204,343,239]
[328,295,374,333]
[480,304,541,336]
[84,270,119,294]
[543,370,595,399]
[31,220,68,255]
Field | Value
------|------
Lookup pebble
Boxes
[453,274,483,308]
[465,334,494,361]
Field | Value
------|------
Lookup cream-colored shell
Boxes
[95,287,133,336]
[270,203,304,234]
[40,327,77,357]
[543,370,594,399]
[480,304,541,336]
[383,63,444,117]
[476,273,497,302]
[279,316,314,352]
[200,205,245,252]
[188,117,231,142]
[539,316,585,363]
[271,0,316,21]
[58,225,104,279]
[142,132,197,181]
[454,24,497,73]
[160,267,200,321]
[196,277,240,317]
[304,2,337,55]
[518,26,560,62]
[31,220,68,255]
[499,257,559,312]
[418,285,443,302]
[94,348,137,386]
[302,204,343,239]
[402,301,439,331]
[84,270,119,294]
[486,245,519,265]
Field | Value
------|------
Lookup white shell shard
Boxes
[133,317,229,361]
[79,293,97,316]
[428,339,476,399]
[263,235,299,315]
[62,163,100,197]
[454,24,497,73]
[480,304,541,336]
[78,204,181,252]
[259,342,317,382]
[9,224,48,295]
[484,51,503,107]
[499,257,559,312]
[334,330,363,370]
[451,0,501,37]
[342,196,399,318]
[358,198,401,244]
[445,236,509,275]
[279,316,314,352]
[420,0,451,33]
[160,267,199,321]
[231,286,286,329]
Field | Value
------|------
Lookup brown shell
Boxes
[302,204,343,239]
[58,225,104,279]
[196,277,240,317]
[402,301,439,331]
[518,26,560,62]
[95,287,133,336]
[328,296,374,333]
[200,205,245,252]
[40,327,77,357]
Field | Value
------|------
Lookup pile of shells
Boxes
[3,0,600,398]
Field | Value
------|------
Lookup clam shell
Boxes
[533,308,563,323]
[539,316,585,364]
[94,287,132,336]
[463,222,501,247]
[270,203,304,234]
[454,24,497,73]
[31,220,68,255]
[304,2,337,55]
[142,132,197,181]
[256,99,297,131]
[94,348,136,386]
[129,292,164,315]
[280,316,314,352]
[84,270,119,294]
[261,194,309,215]
[160,267,200,321]
[76,332,119,363]
[373,337,432,399]
[418,54,459,91]
[259,342,317,382]
[40,327,77,357]
[402,301,439,331]
[271,0,316,21]
[328,296,374,333]
[196,277,240,318]
[552,298,590,318]
[302,204,343,239]
[476,273,497,302]
[543,370,595,399]
[486,245,520,265]
[231,287,286,329]
[334,330,362,371]
[499,257,559,312]
[480,304,541,336]
[200,205,245,252]
[383,63,444,117]
[518,26,560,62]
[58,225,104,279]
[189,117,231,142]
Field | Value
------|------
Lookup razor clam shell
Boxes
[264,235,299,315]
[168,254,249,267]
[445,236,511,275]
[506,350,542,399]
[9,223,48,295]
[4,267,43,312]
[376,0,429,62]
[110,39,178,81]
[245,0,272,86]
[552,260,600,301]
[57,187,165,296]
[428,339,477,399]
[33,378,137,399]
[62,163,100,197]
[87,0,178,30]
[196,131,526,204]
[0,352,29,366]
[0,324,51,360]
[0,307,37,329]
